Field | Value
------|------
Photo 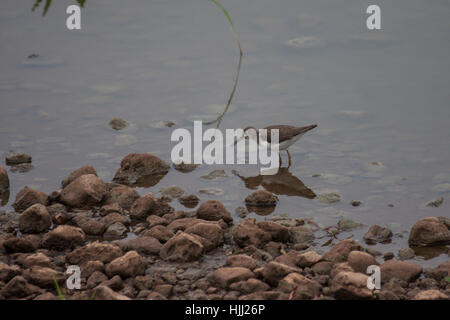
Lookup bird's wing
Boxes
[264,125,317,143]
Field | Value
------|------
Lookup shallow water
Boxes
[1,0,449,267]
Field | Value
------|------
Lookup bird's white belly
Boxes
[277,133,303,150]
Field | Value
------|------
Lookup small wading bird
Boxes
[237,124,317,167]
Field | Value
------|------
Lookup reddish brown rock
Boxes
[146,215,168,228]
[93,285,131,300]
[347,251,379,273]
[5,151,31,165]
[120,236,162,255]
[102,212,129,228]
[256,221,289,242]
[296,251,322,268]
[129,193,173,219]
[143,225,174,243]
[288,226,315,244]
[331,271,373,300]
[274,250,304,267]
[16,252,52,268]
[0,165,9,193]
[0,262,21,283]
[245,190,278,207]
[413,289,448,300]
[19,204,52,234]
[196,200,232,223]
[380,259,422,283]
[73,217,106,236]
[60,174,107,209]
[105,250,146,278]
[12,187,48,213]
[323,239,362,263]
[23,266,65,288]
[261,261,302,286]
[166,218,212,232]
[430,261,450,280]
[209,267,255,288]
[160,232,204,262]
[229,278,269,294]
[232,219,272,248]
[185,222,224,250]
[67,241,123,265]
[104,183,140,210]
[41,225,86,250]
[226,254,257,270]
[408,217,450,247]
[278,273,322,299]
[61,165,97,188]
[0,276,42,299]
[363,225,393,244]
[112,153,170,185]
[3,235,39,253]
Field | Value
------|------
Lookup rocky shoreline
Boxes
[0,153,449,300]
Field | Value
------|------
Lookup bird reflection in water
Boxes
[232,168,316,215]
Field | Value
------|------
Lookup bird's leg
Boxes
[287,150,292,168]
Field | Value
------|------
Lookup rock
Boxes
[201,169,228,180]
[18,204,51,234]
[104,183,140,210]
[0,276,42,299]
[196,200,232,223]
[413,289,448,300]
[209,267,255,288]
[34,292,58,300]
[337,218,364,231]
[350,200,362,207]
[23,266,65,288]
[380,259,422,283]
[146,215,168,228]
[81,260,104,279]
[185,222,224,250]
[121,236,162,255]
[12,187,48,212]
[426,197,444,208]
[288,226,315,243]
[312,261,334,275]
[229,278,270,294]
[166,218,211,232]
[105,251,146,278]
[226,255,257,270]
[73,217,106,236]
[317,192,341,204]
[408,217,450,247]
[179,194,200,208]
[109,118,129,130]
[9,163,33,173]
[363,225,393,244]
[347,251,379,273]
[257,221,289,242]
[102,212,129,228]
[60,174,107,209]
[61,166,97,188]
[323,239,362,263]
[104,222,128,238]
[0,262,21,282]
[93,285,131,300]
[398,248,415,260]
[87,271,108,289]
[41,225,86,250]
[99,274,123,291]
[113,153,169,185]
[331,271,373,299]
[67,241,123,265]
[5,151,32,165]
[261,261,301,286]
[245,190,278,207]
[0,166,9,193]
[198,188,224,196]
[278,273,322,299]
[160,232,204,262]
[3,235,39,253]
[232,219,272,248]
[430,261,450,280]
[173,161,198,173]
[143,225,174,243]
[16,252,52,268]
[296,251,322,267]
[129,193,173,219]
[160,185,184,198]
